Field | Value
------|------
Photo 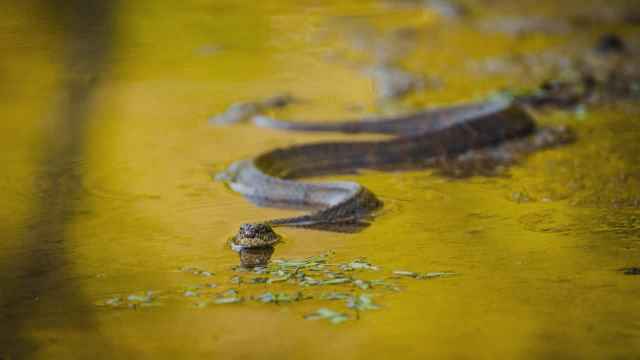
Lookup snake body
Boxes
[216,99,571,248]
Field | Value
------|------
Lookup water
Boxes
[1,0,639,358]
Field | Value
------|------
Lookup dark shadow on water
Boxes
[0,0,121,357]
[238,246,275,268]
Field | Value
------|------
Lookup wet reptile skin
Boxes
[216,99,572,249]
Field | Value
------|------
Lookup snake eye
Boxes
[239,224,254,237]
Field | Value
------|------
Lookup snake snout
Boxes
[231,222,280,250]
[239,223,271,238]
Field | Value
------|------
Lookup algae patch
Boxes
[95,252,456,325]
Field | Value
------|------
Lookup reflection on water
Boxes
[0,0,639,358]
[238,246,275,268]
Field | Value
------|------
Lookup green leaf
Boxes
[179,266,214,277]
[321,278,351,285]
[393,270,418,278]
[250,277,269,284]
[299,276,321,286]
[127,292,154,303]
[304,308,349,324]
[416,272,457,280]
[340,259,379,271]
[267,276,290,283]
[255,292,304,303]
[214,297,243,304]
[101,296,122,306]
[347,294,380,311]
[252,266,268,274]
[222,289,238,297]
[319,292,352,301]
[353,279,371,290]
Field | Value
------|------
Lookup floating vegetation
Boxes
[127,293,154,303]
[96,252,456,322]
[353,279,371,290]
[194,296,244,307]
[319,292,353,301]
[222,289,238,297]
[392,270,418,278]
[416,272,457,280]
[178,266,214,277]
[304,308,350,324]
[347,294,380,311]
[393,270,457,280]
[96,291,162,309]
[321,278,352,285]
[183,290,199,297]
[195,289,245,306]
[339,259,379,272]
[213,297,243,305]
[255,292,309,304]
[101,296,123,307]
[250,277,269,284]
[180,283,218,298]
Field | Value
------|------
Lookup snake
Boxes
[215,99,572,250]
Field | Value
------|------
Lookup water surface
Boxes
[1,0,639,358]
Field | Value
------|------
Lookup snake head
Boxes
[231,223,280,250]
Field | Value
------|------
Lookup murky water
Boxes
[1,0,639,358]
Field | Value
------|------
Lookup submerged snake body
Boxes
[217,100,571,248]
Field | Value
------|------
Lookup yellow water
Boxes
[1,0,639,358]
